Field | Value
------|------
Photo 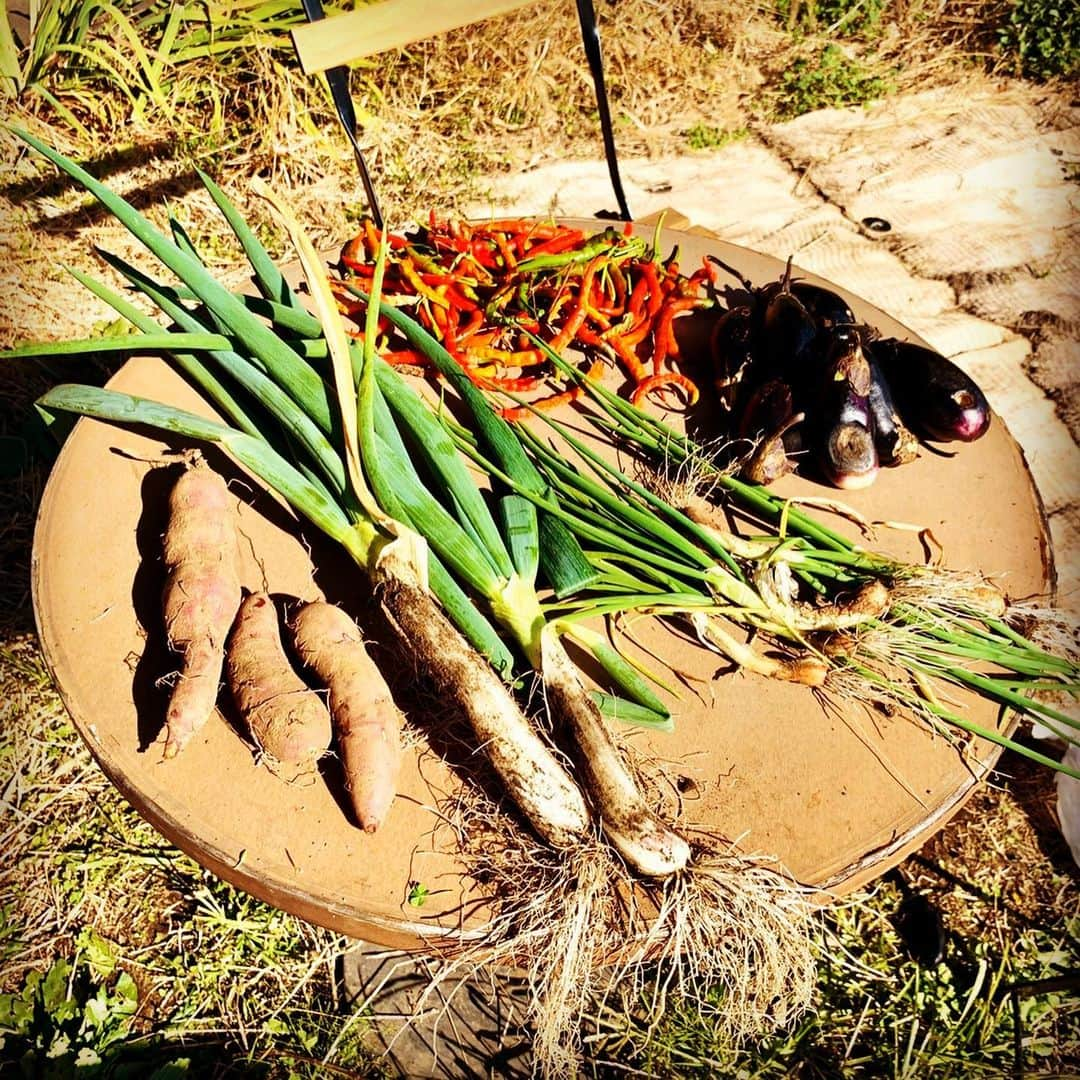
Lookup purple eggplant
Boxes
[760,257,820,379]
[814,327,879,489]
[736,377,802,485]
[709,255,856,329]
[869,338,991,443]
[743,411,805,486]
[784,280,856,329]
[866,353,919,465]
[709,304,755,412]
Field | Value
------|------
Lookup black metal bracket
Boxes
[295,0,631,225]
[300,0,385,230]
[574,0,632,221]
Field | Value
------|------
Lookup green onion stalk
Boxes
[6,138,828,1066]
[471,347,1080,780]
[8,129,608,856]
[6,130,702,879]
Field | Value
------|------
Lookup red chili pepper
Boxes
[482,220,562,239]
[340,234,366,270]
[442,304,460,357]
[641,261,664,319]
[521,229,585,258]
[651,296,700,373]
[549,256,604,352]
[483,373,544,393]
[469,240,501,269]
[339,256,374,275]
[455,308,485,342]
[383,348,430,368]
[626,271,649,319]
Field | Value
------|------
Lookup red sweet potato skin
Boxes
[290,602,402,832]
[227,592,332,776]
[161,462,242,758]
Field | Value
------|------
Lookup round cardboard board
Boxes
[32,224,1053,950]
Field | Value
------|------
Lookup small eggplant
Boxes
[742,411,805,486]
[866,353,919,466]
[822,422,878,489]
[815,327,878,489]
[760,258,820,379]
[786,280,856,329]
[737,377,795,441]
[709,255,856,329]
[709,304,755,412]
[869,338,991,443]
[736,378,802,485]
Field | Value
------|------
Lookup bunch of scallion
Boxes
[451,342,1079,780]
[7,130,703,878]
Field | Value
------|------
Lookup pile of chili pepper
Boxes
[330,214,714,418]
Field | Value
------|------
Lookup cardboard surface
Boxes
[32,224,1052,947]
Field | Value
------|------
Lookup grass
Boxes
[586,766,1080,1075]
[1,0,1078,1073]
[0,638,387,1077]
[3,629,1076,1074]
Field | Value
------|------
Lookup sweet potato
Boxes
[226,592,332,776]
[161,459,242,758]
[290,601,402,832]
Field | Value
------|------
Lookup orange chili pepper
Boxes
[605,331,649,382]
[630,372,700,409]
[641,261,664,319]
[522,229,585,258]
[652,296,701,373]
[483,373,544,393]
[492,230,518,271]
[499,359,605,421]
[467,346,547,368]
[549,256,605,352]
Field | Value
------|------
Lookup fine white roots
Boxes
[406,828,817,1078]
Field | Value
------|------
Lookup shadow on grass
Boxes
[5,137,209,237]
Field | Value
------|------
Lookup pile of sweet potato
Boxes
[159,457,400,833]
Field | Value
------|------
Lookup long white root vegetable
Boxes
[290,601,402,832]
[227,592,332,776]
[541,632,692,877]
[376,556,591,848]
[161,458,242,758]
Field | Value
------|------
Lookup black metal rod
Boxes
[300,0,385,230]
[574,0,632,221]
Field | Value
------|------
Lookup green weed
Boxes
[998,0,1080,78]
[773,44,894,119]
[0,955,145,1073]
[775,0,887,36]
[589,878,1080,1076]
[684,124,748,151]
[0,640,383,1077]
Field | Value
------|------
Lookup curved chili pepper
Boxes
[499,359,605,421]
[630,372,700,409]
